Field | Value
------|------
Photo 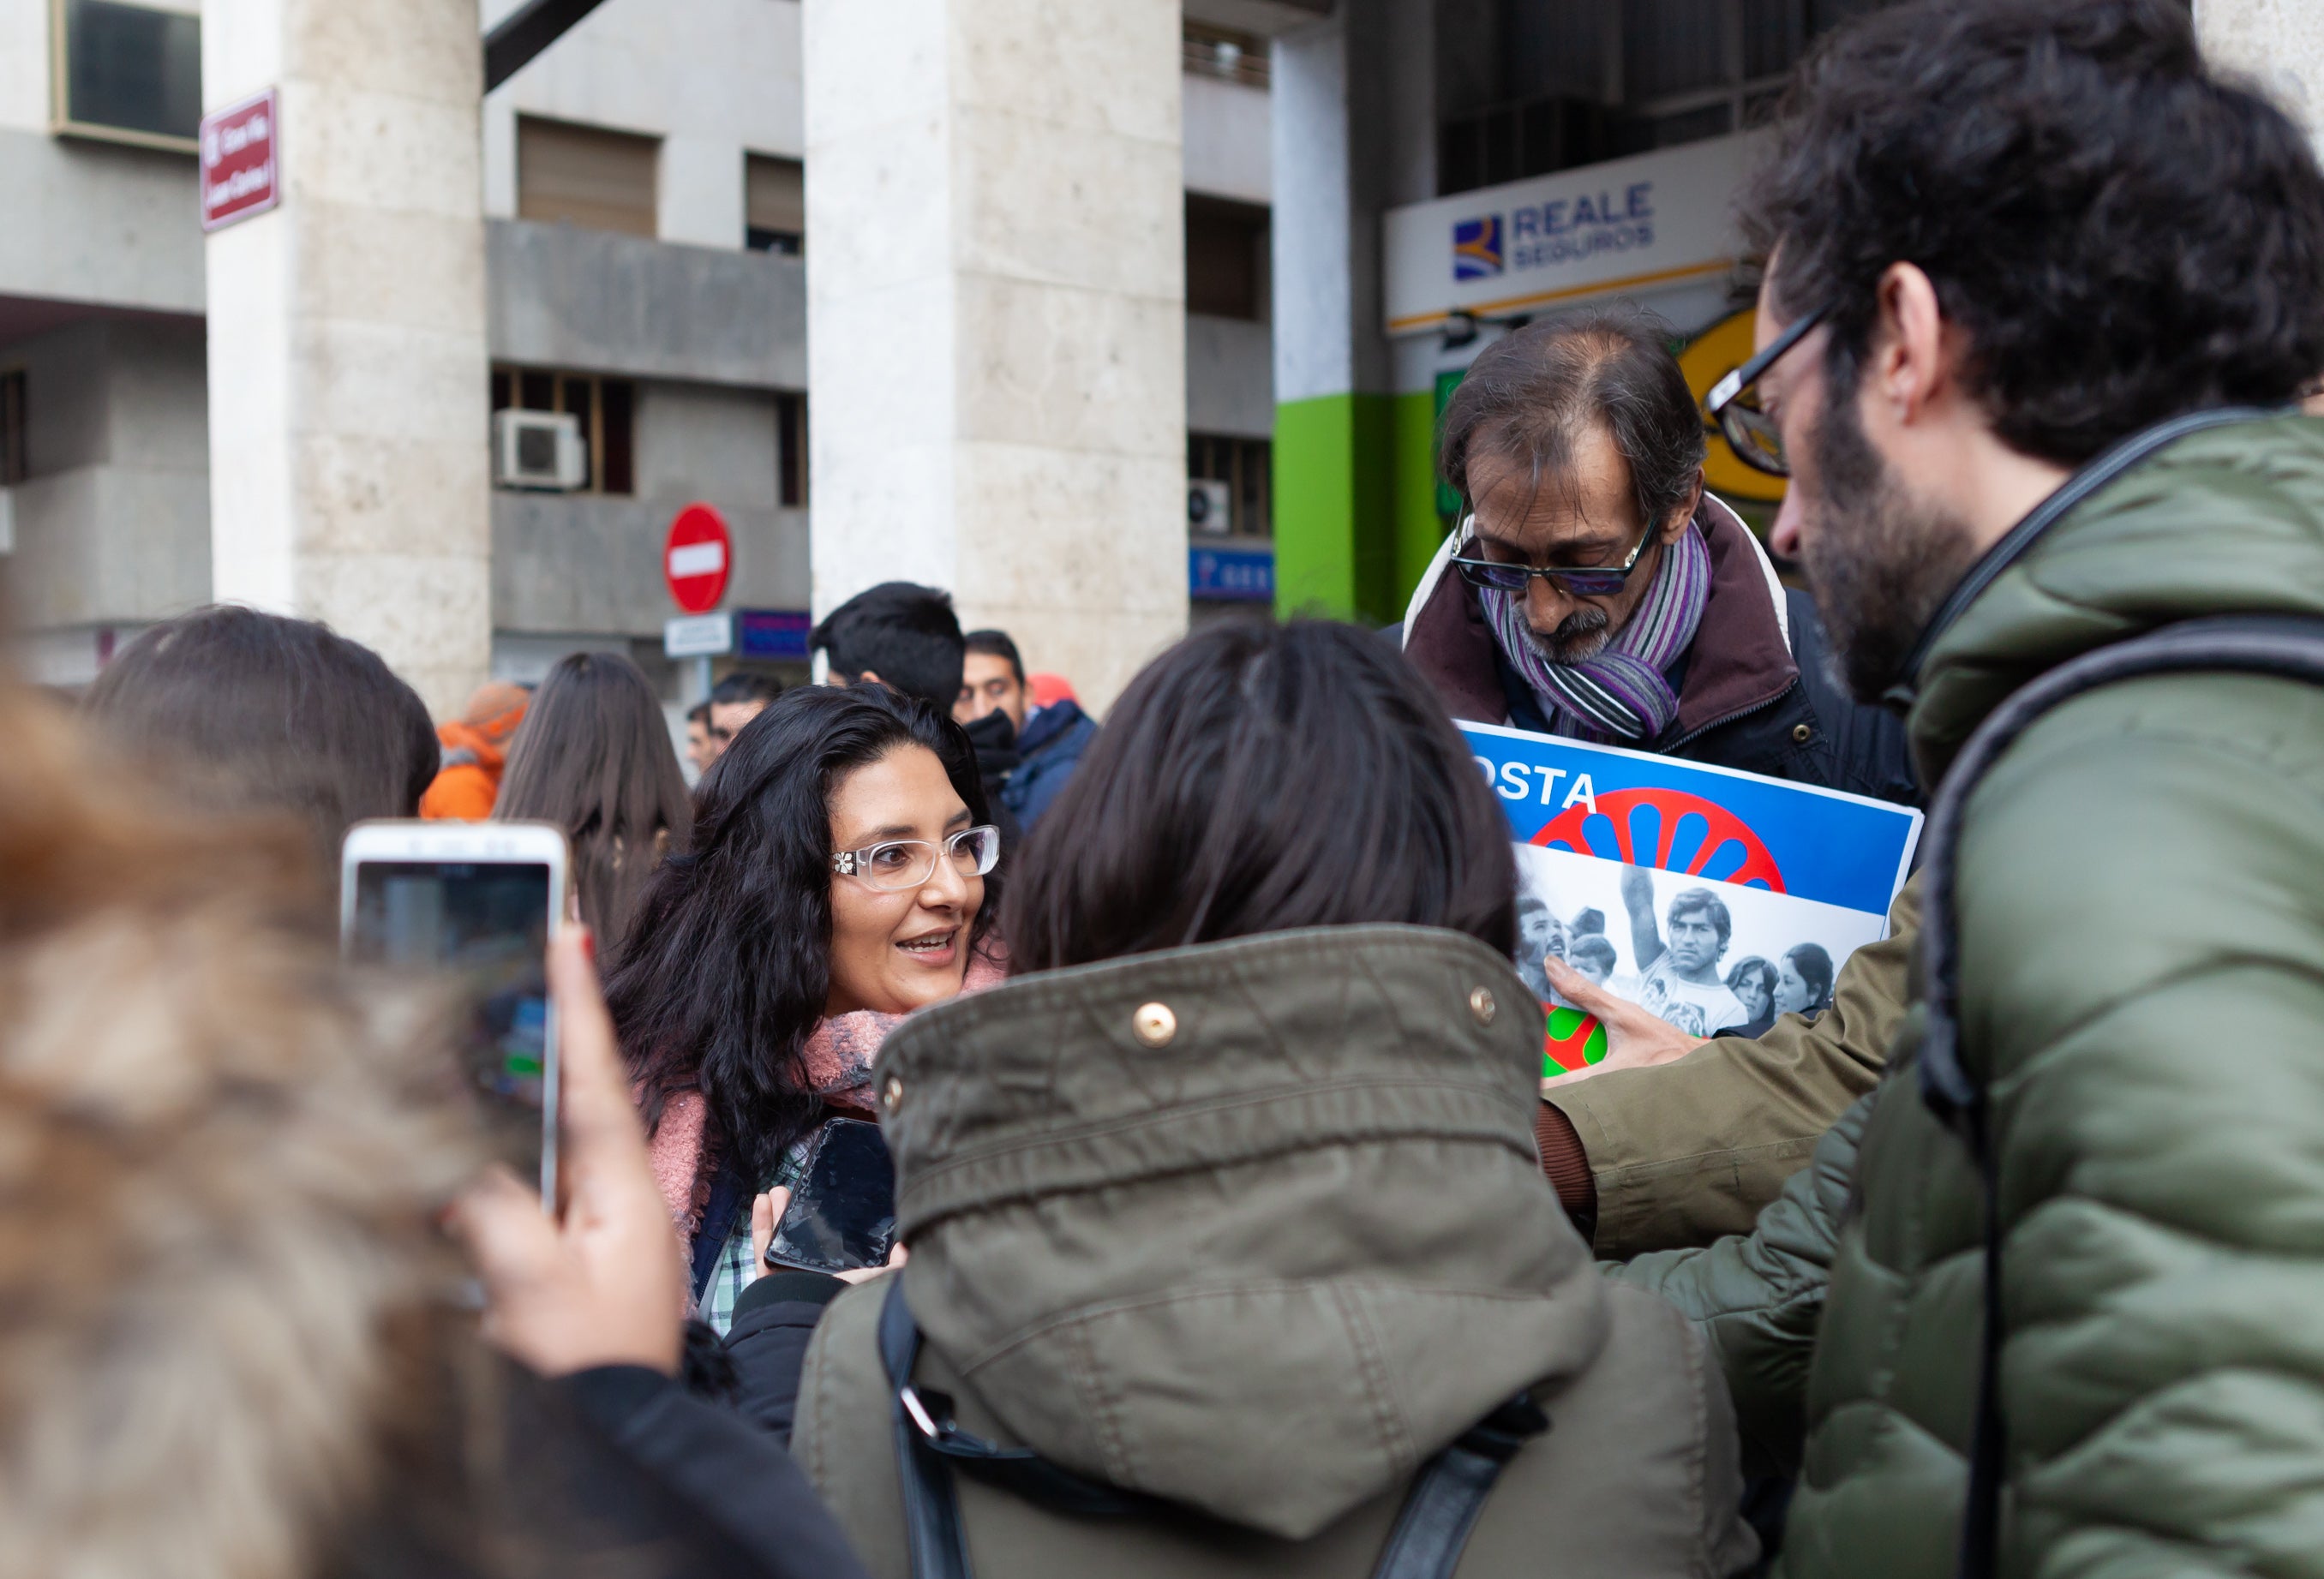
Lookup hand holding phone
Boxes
[752,1186,907,1286]
[449,926,687,1378]
[758,1117,897,1277]
[341,821,567,1199]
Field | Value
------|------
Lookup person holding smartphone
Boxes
[605,685,1004,1337]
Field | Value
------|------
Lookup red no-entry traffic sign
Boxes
[664,503,732,613]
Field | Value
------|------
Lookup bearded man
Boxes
[1401,308,1916,806]
[1586,2,2324,1575]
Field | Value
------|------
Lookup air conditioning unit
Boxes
[1188,478,1233,535]
[493,409,587,491]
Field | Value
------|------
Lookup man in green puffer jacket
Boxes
[1608,2,2324,1574]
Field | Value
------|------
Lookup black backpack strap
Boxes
[1367,1394,1551,1579]
[1915,613,2324,1579]
[877,1277,1550,1579]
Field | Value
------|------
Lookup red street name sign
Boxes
[664,502,733,614]
[201,89,279,232]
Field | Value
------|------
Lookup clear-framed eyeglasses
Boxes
[830,824,1001,891]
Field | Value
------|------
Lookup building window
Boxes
[516,116,658,238]
[1189,434,1271,540]
[1183,21,1268,89]
[746,153,805,255]
[1434,0,1902,195]
[1185,196,1269,322]
[51,0,201,151]
[492,367,635,495]
[776,392,807,507]
[0,371,26,485]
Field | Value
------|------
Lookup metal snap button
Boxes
[1791,722,1814,744]
[1132,1002,1177,1048]
[1470,986,1496,1026]
[882,1075,905,1111]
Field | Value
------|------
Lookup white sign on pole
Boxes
[663,613,734,659]
[1380,134,1768,338]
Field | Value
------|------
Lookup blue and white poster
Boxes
[1460,721,1922,1074]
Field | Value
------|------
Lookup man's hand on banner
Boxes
[1540,955,1700,1084]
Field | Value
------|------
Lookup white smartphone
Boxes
[340,821,570,1200]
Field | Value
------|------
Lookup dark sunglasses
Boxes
[1450,518,1656,599]
[1704,304,1830,478]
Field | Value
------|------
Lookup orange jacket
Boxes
[420,694,527,820]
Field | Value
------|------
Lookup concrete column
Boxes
[202,0,491,717]
[801,0,1187,713]
[2196,0,2324,150]
[1269,0,1438,625]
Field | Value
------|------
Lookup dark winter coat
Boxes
[1614,411,2324,1577]
[793,925,1756,1578]
[999,697,1097,828]
[1401,495,1918,806]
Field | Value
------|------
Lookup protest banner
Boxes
[1460,721,1922,1074]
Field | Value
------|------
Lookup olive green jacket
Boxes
[1639,413,2324,1576]
[1547,878,1914,1258]
[794,926,1755,1578]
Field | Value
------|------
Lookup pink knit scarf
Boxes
[645,952,1006,1236]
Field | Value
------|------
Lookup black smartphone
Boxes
[340,821,569,1199]
[765,1117,897,1275]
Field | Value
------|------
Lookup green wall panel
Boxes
[1393,389,1450,614]
[1273,391,1452,627]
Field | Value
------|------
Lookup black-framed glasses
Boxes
[830,824,1000,891]
[1705,303,1830,478]
[1450,517,1656,599]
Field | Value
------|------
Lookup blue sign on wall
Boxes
[1189,546,1273,602]
[737,608,812,660]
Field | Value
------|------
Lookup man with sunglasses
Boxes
[1401,307,1917,806]
[1589,3,2324,1578]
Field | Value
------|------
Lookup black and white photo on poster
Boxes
[1512,845,1886,1039]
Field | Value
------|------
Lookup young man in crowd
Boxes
[704,672,783,763]
[957,628,1097,829]
[813,585,1021,844]
[1580,3,2324,1575]
[683,701,714,777]
[1404,308,1917,807]
[1618,870,1748,1038]
[811,583,966,709]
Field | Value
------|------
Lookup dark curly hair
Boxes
[1745,0,2324,464]
[608,685,998,1188]
[1439,306,1707,534]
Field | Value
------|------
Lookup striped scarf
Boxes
[1481,520,1711,743]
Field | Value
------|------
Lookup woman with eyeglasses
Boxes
[606,685,1002,1335]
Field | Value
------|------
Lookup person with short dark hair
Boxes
[955,629,1027,728]
[960,627,1098,829]
[80,605,438,888]
[813,588,1027,843]
[684,701,714,777]
[1769,942,1831,1020]
[1404,308,1915,805]
[1616,868,1748,1037]
[494,653,692,959]
[1512,893,1565,1002]
[1569,932,1619,987]
[706,671,783,766]
[1724,956,1779,1039]
[1604,3,2324,1573]
[810,583,965,709]
[788,619,1755,1577]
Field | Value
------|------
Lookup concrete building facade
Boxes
[0,0,1279,709]
[0,0,2315,706]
